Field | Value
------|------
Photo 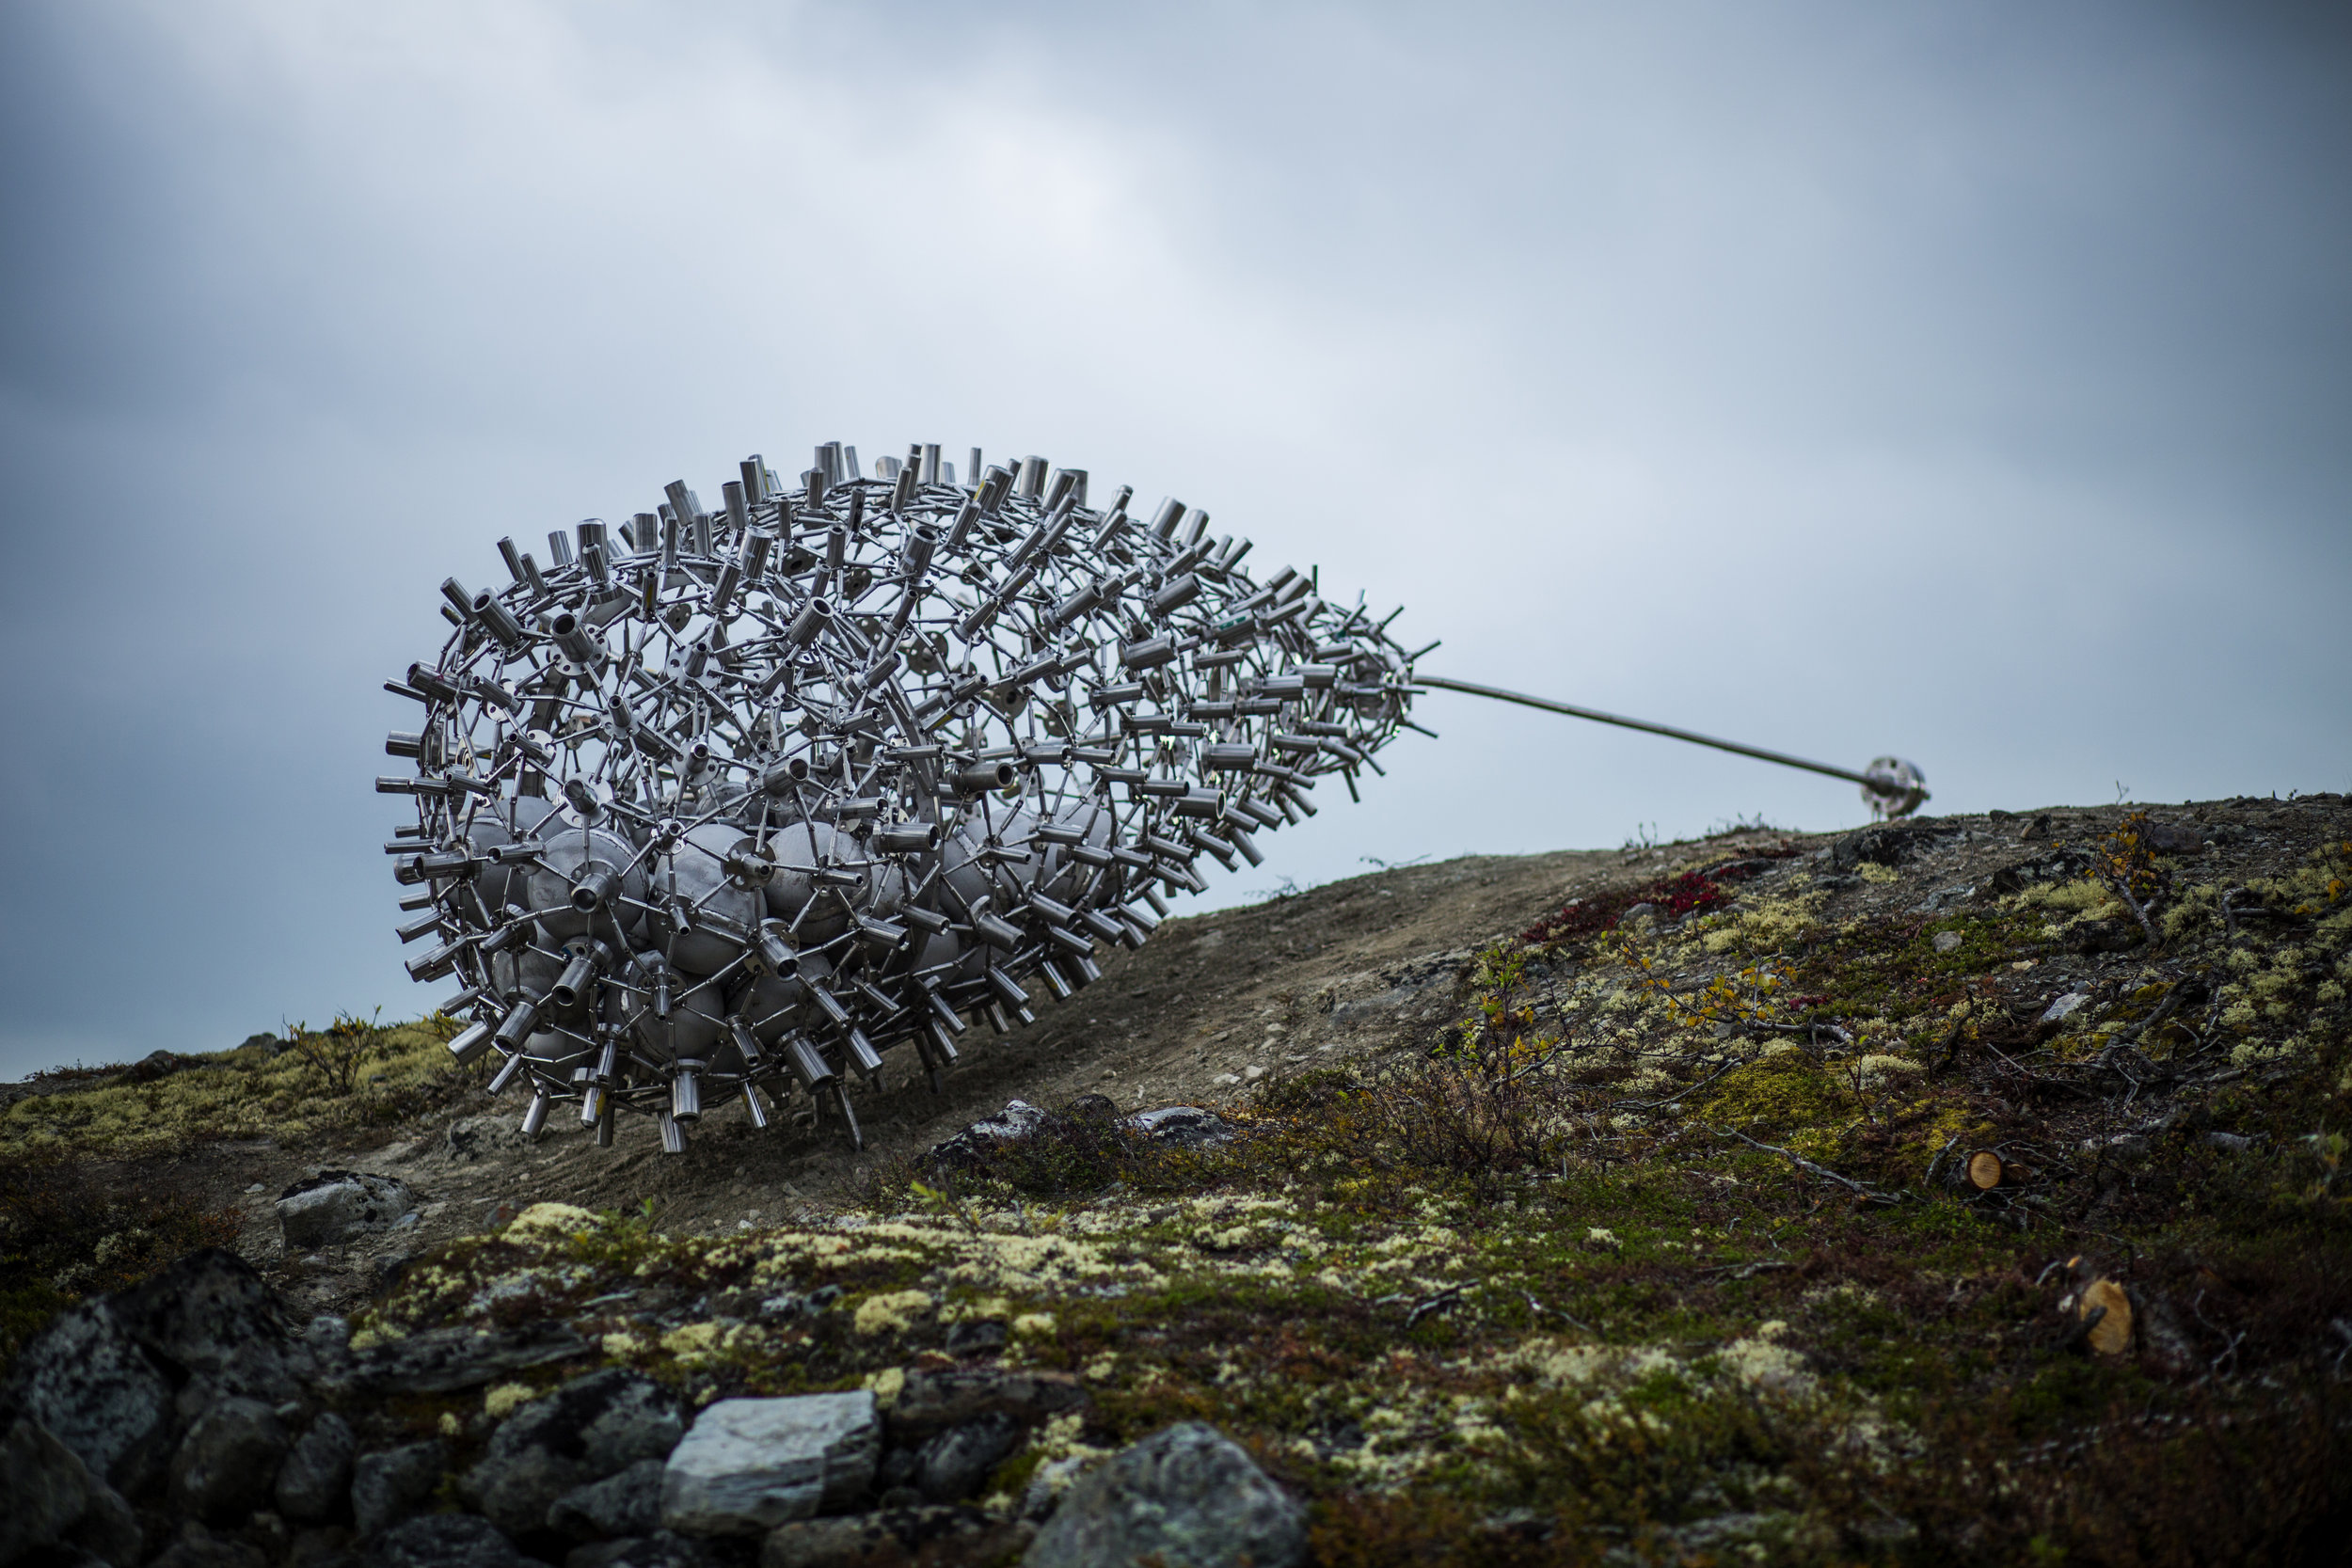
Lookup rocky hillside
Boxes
[5,795,2350,1566]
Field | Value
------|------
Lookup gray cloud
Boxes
[2,0,2345,1078]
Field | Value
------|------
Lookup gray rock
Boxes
[350,1441,448,1539]
[278,1172,419,1249]
[3,1298,177,1491]
[1830,823,1935,872]
[329,1323,591,1397]
[150,1521,270,1568]
[361,1514,537,1568]
[170,1395,291,1525]
[925,1101,1049,1170]
[461,1369,686,1536]
[1615,902,1660,930]
[1931,930,1963,954]
[2037,991,2093,1027]
[915,1414,1023,1503]
[0,1415,96,1566]
[1022,1422,1307,1568]
[290,1527,357,1568]
[886,1368,1084,1439]
[1123,1106,1233,1149]
[660,1393,880,1536]
[141,1249,305,1396]
[564,1532,713,1568]
[549,1458,667,1540]
[72,1476,145,1567]
[759,1506,1027,1568]
[278,1412,358,1523]
[939,1321,1007,1358]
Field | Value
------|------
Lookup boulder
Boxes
[759,1505,1027,1568]
[278,1173,419,1250]
[2,1299,176,1492]
[362,1514,539,1568]
[1021,1422,1307,1568]
[660,1394,880,1536]
[277,1412,358,1523]
[169,1396,291,1525]
[549,1458,667,1540]
[351,1441,449,1539]
[120,1248,307,1407]
[461,1369,685,1536]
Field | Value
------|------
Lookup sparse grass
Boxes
[14,817,2352,1563]
[0,1012,478,1162]
[0,1155,243,1369]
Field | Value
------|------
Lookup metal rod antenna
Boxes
[1414,673,1928,813]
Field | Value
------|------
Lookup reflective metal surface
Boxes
[387,447,1416,1151]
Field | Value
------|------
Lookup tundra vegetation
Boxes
[5,805,2349,1564]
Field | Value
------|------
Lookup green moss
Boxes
[0,1015,474,1161]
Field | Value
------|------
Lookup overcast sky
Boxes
[2,1,2346,1080]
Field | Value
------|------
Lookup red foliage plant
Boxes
[1518,850,1797,948]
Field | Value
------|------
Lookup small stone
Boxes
[170,1396,291,1525]
[276,1412,358,1524]
[277,1172,419,1249]
[1242,1065,1266,1082]
[550,1457,668,1540]
[2144,821,2203,855]
[1616,903,1660,929]
[461,1368,685,1536]
[1123,1106,1233,1149]
[923,1101,1048,1171]
[362,1513,537,1568]
[1022,1421,1308,1568]
[2073,918,2144,954]
[1932,931,1963,954]
[350,1440,448,1538]
[660,1393,880,1536]
[2037,991,2092,1027]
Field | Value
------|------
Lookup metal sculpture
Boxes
[384,444,1417,1151]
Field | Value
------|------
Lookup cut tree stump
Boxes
[1966,1150,2005,1190]
[2077,1277,2134,1355]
